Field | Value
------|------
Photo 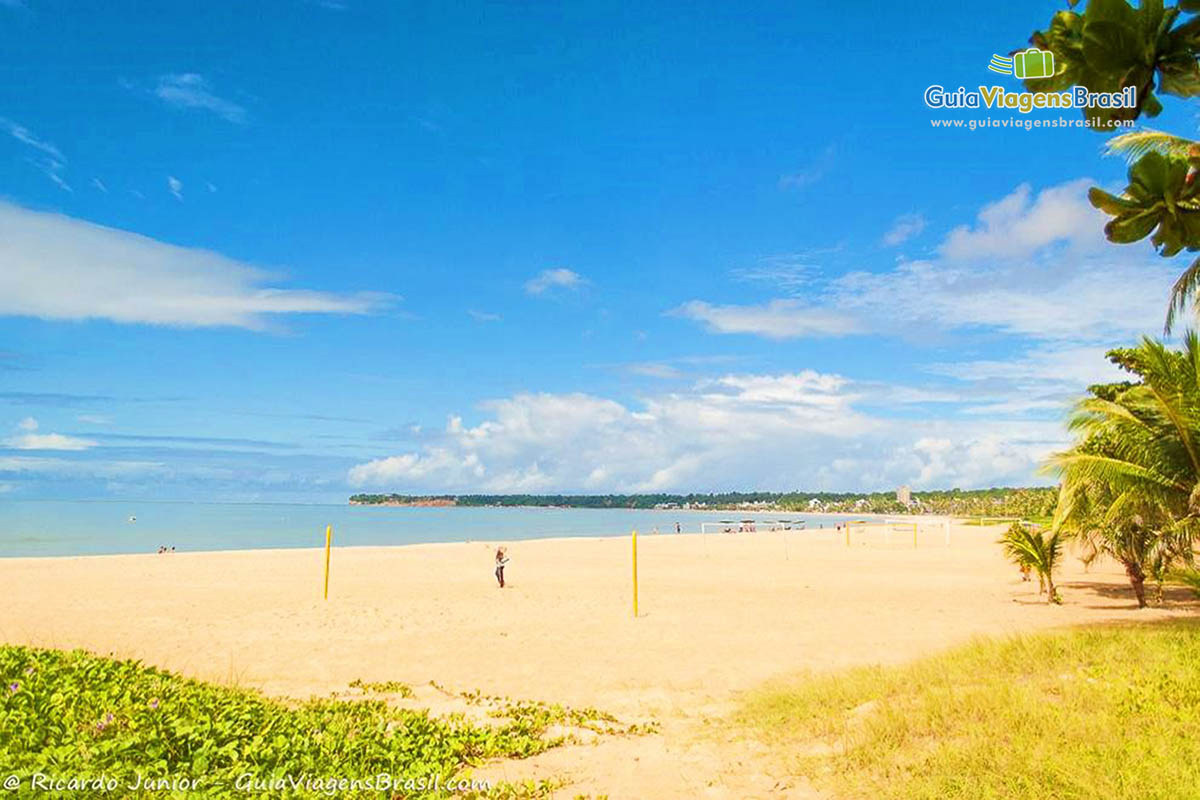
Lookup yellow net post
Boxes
[323,524,332,600]
[631,529,639,618]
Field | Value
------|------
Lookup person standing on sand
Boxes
[494,546,509,588]
[675,522,681,534]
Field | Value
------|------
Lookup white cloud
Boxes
[91,177,108,193]
[4,418,95,451]
[0,117,62,160]
[0,200,390,329]
[525,268,585,295]
[467,310,502,322]
[348,372,1060,493]
[0,456,161,477]
[679,179,1173,344]
[670,299,859,339]
[939,180,1098,260]
[154,74,246,123]
[167,175,183,200]
[0,117,70,191]
[779,144,835,189]
[830,255,1171,342]
[627,362,682,379]
[882,213,926,246]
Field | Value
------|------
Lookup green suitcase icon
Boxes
[1013,48,1054,80]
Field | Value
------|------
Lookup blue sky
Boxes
[1,0,1192,500]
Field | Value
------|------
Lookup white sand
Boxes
[2,522,1193,798]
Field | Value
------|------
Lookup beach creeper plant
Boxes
[0,646,631,799]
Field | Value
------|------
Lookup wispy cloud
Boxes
[153,74,246,123]
[779,144,835,190]
[669,299,859,339]
[626,362,683,379]
[525,268,585,295]
[0,117,70,191]
[90,177,108,193]
[0,199,392,330]
[677,179,1173,345]
[467,310,502,322]
[731,253,824,291]
[4,418,96,451]
[882,213,926,246]
[167,175,183,201]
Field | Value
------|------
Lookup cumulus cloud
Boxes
[525,268,585,295]
[882,213,926,246]
[4,418,95,451]
[347,370,1056,493]
[0,200,391,329]
[154,74,246,123]
[669,299,859,339]
[938,179,1099,260]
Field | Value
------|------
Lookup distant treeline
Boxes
[348,487,1058,518]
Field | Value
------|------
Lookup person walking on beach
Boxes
[494,546,509,588]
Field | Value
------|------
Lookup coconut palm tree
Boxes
[1000,522,1064,604]
[1056,487,1191,608]
[1047,335,1200,604]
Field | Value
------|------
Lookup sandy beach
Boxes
[2,522,1195,798]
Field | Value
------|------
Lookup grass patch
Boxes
[0,646,609,798]
[734,619,1200,800]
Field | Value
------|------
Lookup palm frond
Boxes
[1105,129,1200,164]
[1167,257,1200,333]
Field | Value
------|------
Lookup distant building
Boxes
[896,485,912,506]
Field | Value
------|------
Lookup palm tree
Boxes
[1058,497,1189,608]
[1000,522,1064,604]
[1089,133,1200,333]
[1047,335,1200,605]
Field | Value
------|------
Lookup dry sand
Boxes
[2,522,1195,798]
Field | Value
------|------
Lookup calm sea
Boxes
[0,500,873,558]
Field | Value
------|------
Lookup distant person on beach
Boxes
[494,547,509,588]
[675,522,681,534]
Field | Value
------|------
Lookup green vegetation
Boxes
[432,683,660,739]
[0,646,634,798]
[1046,336,1200,607]
[1000,522,1064,603]
[735,620,1200,800]
[1024,0,1200,329]
[346,678,415,698]
[349,487,1058,518]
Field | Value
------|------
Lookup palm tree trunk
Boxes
[1125,561,1147,609]
[1045,574,1056,604]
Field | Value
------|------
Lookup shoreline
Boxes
[0,516,958,561]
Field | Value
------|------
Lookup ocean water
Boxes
[0,500,874,558]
